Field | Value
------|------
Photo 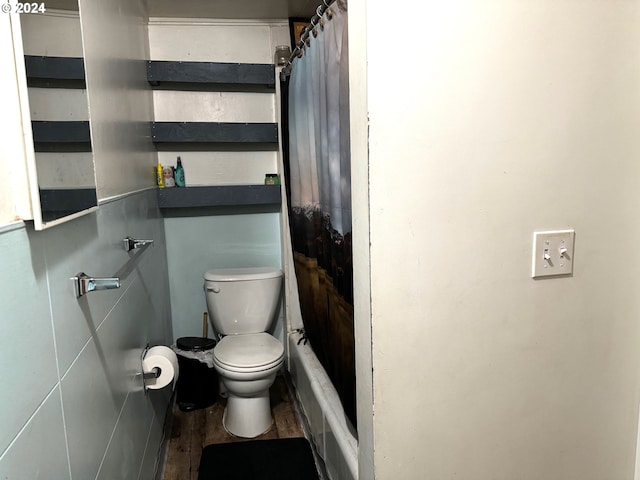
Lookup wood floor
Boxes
[162,375,306,480]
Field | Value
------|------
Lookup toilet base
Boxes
[223,394,273,438]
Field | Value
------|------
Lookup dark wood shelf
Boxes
[151,122,278,148]
[31,121,91,151]
[147,61,275,90]
[24,55,85,88]
[157,185,281,208]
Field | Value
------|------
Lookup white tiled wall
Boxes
[0,190,173,480]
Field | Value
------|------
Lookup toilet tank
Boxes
[204,267,283,335]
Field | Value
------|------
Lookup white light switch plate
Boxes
[532,230,575,278]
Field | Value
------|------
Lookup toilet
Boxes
[204,266,285,438]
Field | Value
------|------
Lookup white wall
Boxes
[359,1,640,478]
[20,10,84,56]
[80,0,157,201]
[0,14,33,225]
[346,1,374,478]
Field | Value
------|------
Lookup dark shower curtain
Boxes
[281,0,356,428]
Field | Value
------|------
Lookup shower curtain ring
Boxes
[316,7,326,28]
[325,4,333,20]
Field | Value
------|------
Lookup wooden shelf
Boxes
[31,121,91,151]
[157,185,281,208]
[147,61,275,90]
[151,122,278,148]
[24,55,85,88]
[149,61,280,193]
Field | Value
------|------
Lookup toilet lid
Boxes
[214,333,284,369]
[204,267,282,282]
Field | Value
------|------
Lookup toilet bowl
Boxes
[213,332,284,437]
[204,267,284,438]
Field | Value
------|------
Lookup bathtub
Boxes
[278,169,358,479]
[287,328,358,480]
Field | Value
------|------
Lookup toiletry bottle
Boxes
[157,164,165,188]
[265,173,280,185]
[163,166,175,187]
[175,157,186,187]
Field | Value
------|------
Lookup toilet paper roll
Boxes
[143,346,179,390]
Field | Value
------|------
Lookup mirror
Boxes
[19,0,97,227]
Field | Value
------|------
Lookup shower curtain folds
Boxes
[283,0,355,429]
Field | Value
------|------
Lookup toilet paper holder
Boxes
[141,345,160,391]
[140,344,178,392]
[143,367,161,380]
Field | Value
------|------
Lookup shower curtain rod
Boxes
[280,0,337,80]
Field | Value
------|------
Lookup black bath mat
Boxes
[198,437,319,480]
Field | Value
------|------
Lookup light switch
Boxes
[532,229,575,278]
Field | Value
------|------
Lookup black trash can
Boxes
[174,337,218,412]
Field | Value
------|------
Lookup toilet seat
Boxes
[214,333,284,373]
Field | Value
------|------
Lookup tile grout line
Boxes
[94,391,131,480]
[43,248,74,480]
[0,384,61,463]
[92,274,143,479]
[53,270,140,479]
[0,240,71,474]
[135,412,156,480]
[59,274,139,383]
